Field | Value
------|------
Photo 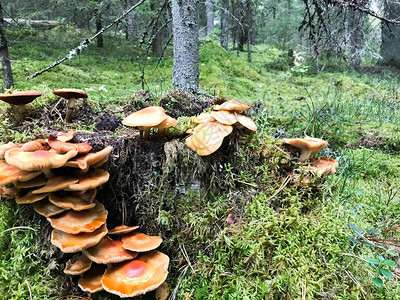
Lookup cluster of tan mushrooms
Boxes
[0,88,88,123]
[0,132,169,298]
[282,136,339,179]
[185,100,258,156]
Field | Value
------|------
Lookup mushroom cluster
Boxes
[122,106,177,140]
[186,100,257,156]
[0,91,42,113]
[0,132,169,298]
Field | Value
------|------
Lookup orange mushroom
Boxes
[101,250,169,298]
[64,146,112,171]
[47,135,92,154]
[121,231,162,252]
[213,100,249,112]
[108,225,139,235]
[282,137,328,162]
[15,191,48,204]
[33,199,69,217]
[48,190,96,211]
[0,91,42,113]
[0,160,42,186]
[78,265,106,293]
[64,254,93,275]
[53,89,88,123]
[31,176,79,194]
[65,169,110,192]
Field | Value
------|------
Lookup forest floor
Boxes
[0,27,400,300]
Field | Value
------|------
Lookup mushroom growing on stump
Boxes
[0,91,42,114]
[282,137,328,162]
[64,254,93,275]
[53,89,88,123]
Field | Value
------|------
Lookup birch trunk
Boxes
[171,0,199,92]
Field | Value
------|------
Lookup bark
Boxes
[348,8,364,68]
[220,0,229,50]
[205,0,214,35]
[380,0,400,67]
[171,0,199,92]
[95,1,104,48]
[0,1,14,89]
[124,0,135,40]
[237,0,251,52]
[151,1,163,56]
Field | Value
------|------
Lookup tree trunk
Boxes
[95,1,104,48]
[0,1,14,89]
[380,0,400,67]
[220,0,229,50]
[171,0,199,92]
[124,0,135,40]
[348,9,364,68]
[151,1,164,56]
[237,0,249,52]
[205,0,214,36]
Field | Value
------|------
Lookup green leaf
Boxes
[349,223,361,233]
[366,258,381,265]
[366,229,381,235]
[360,240,375,247]
[379,268,393,279]
[372,277,383,287]
[386,249,396,257]
[382,260,396,268]
[378,256,384,261]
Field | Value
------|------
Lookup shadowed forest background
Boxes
[0,0,400,299]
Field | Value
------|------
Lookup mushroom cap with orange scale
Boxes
[211,122,233,137]
[0,160,42,186]
[282,137,328,162]
[33,199,69,217]
[13,174,47,189]
[15,191,48,204]
[234,113,257,131]
[210,110,237,125]
[47,135,92,154]
[0,142,23,159]
[0,91,42,105]
[213,100,249,112]
[121,231,162,252]
[48,189,96,211]
[64,253,93,275]
[108,225,139,235]
[83,236,138,264]
[307,157,339,176]
[53,89,88,99]
[78,265,106,293]
[122,106,167,127]
[54,131,74,142]
[156,115,178,130]
[193,112,214,124]
[21,139,50,152]
[191,122,224,156]
[32,176,79,194]
[51,223,108,253]
[101,250,169,298]
[47,201,107,234]
[64,146,112,170]
[65,169,109,192]
[5,148,78,171]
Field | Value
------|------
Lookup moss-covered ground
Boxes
[0,27,400,299]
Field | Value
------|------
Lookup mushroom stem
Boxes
[65,98,77,123]
[143,127,151,140]
[299,150,312,162]
[139,130,144,138]
[42,168,54,178]
[17,105,26,114]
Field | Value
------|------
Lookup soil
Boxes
[346,134,387,149]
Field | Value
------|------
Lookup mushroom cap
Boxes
[83,236,138,264]
[307,157,339,176]
[51,223,108,253]
[78,265,106,293]
[282,137,328,154]
[101,250,169,298]
[213,100,249,112]
[15,191,48,204]
[53,89,88,99]
[193,112,214,124]
[64,146,112,170]
[210,110,237,125]
[47,135,92,154]
[13,174,47,189]
[121,231,162,252]
[0,186,20,199]
[33,199,69,217]
[0,142,23,159]
[65,169,110,191]
[122,106,167,127]
[48,189,96,211]
[155,116,178,129]
[192,122,224,156]
[0,160,42,186]
[64,254,93,275]
[21,139,50,152]
[211,122,233,137]
[108,225,140,235]
[234,113,257,131]
[54,131,74,142]
[5,148,78,171]
[0,91,42,105]
[47,201,107,234]
[185,135,197,152]
[32,176,79,194]
[155,282,170,300]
